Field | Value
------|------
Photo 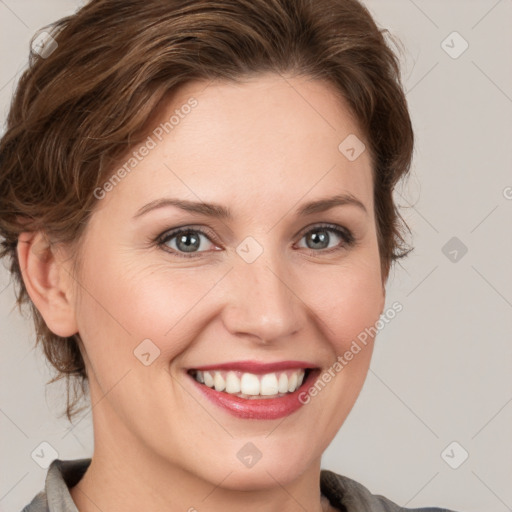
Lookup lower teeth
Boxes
[199,383,290,399]
[230,392,289,399]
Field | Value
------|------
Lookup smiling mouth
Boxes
[187,368,312,399]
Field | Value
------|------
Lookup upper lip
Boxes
[188,360,318,374]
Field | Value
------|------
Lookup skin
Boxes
[18,73,386,512]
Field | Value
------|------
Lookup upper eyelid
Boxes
[158,224,216,241]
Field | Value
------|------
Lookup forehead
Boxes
[97,74,374,217]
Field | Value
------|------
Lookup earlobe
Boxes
[17,231,78,337]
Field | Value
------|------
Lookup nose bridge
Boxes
[222,243,302,343]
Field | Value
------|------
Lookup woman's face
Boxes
[69,73,385,488]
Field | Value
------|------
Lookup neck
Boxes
[70,407,332,512]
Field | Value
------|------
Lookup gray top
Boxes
[21,458,459,512]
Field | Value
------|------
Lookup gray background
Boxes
[1,1,511,511]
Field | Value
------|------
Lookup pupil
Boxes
[177,232,200,252]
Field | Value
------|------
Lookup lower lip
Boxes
[188,370,319,420]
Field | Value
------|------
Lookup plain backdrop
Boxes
[1,1,511,511]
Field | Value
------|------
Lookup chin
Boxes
[209,460,309,492]
[204,441,318,491]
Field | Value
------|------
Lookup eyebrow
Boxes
[133,193,367,220]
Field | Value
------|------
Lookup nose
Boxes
[220,246,305,345]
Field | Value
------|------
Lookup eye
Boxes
[157,227,218,258]
[295,224,355,252]
[156,223,355,259]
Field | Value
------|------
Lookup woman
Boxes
[0,0,460,511]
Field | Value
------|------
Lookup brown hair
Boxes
[0,0,414,422]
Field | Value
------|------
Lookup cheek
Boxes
[74,255,225,374]
[306,256,384,353]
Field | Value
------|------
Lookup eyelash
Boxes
[155,223,356,259]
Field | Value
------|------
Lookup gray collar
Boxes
[22,459,456,512]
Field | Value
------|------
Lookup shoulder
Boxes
[21,459,91,512]
[320,469,460,512]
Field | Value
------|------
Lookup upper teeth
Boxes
[193,369,306,396]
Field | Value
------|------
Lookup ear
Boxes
[379,263,388,314]
[380,281,386,315]
[17,231,78,337]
